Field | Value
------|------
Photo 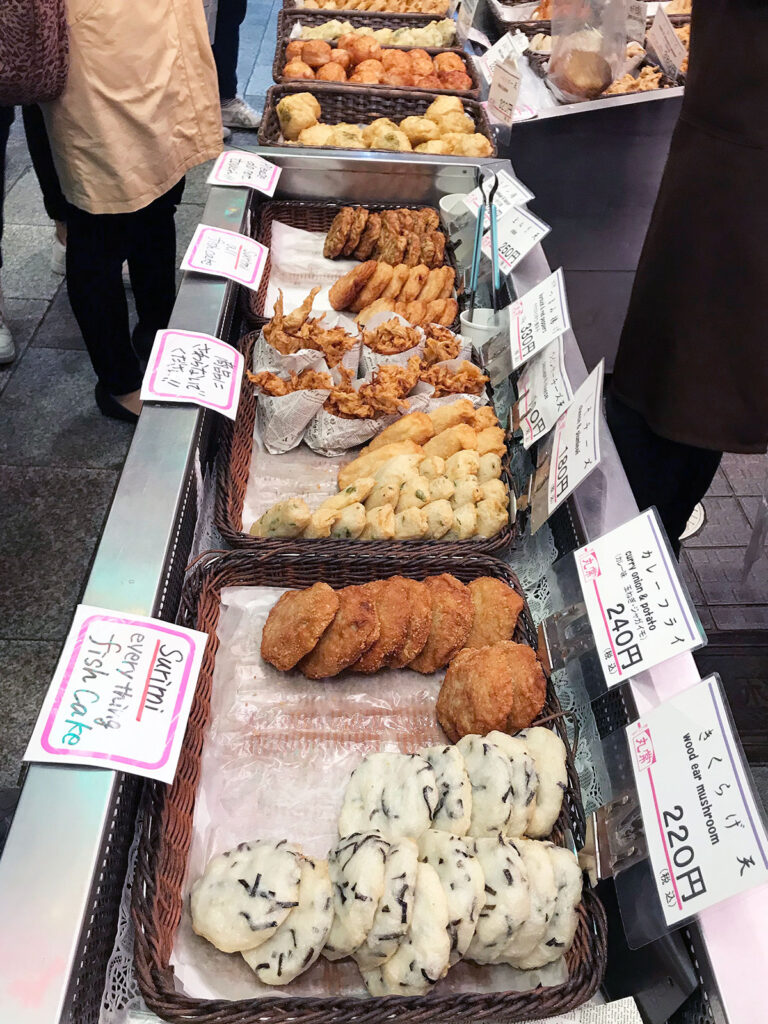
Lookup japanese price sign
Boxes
[487,58,522,127]
[141,329,244,420]
[463,169,534,227]
[206,150,282,196]
[457,0,479,40]
[482,206,550,274]
[515,334,573,448]
[575,508,703,685]
[25,605,208,783]
[646,6,687,78]
[478,30,529,85]
[626,1,647,43]
[509,268,571,371]
[547,360,603,516]
[181,224,268,291]
[629,676,768,926]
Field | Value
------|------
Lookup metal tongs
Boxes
[468,168,500,319]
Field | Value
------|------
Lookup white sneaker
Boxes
[222,124,232,141]
[0,285,15,365]
[51,233,66,275]
[220,97,261,130]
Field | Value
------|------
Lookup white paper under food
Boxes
[170,584,568,1000]
[265,221,359,315]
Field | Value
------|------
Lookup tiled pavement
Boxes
[0,0,766,796]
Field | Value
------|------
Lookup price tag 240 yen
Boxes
[629,675,768,926]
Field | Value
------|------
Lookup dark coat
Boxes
[612,0,768,454]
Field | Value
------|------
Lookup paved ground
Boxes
[0,0,766,801]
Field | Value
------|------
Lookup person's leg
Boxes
[21,106,68,226]
[0,106,15,363]
[606,390,722,555]
[214,0,261,130]
[66,202,143,412]
[126,178,185,362]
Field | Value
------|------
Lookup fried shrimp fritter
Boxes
[436,641,547,741]
[261,582,340,671]
[421,326,461,367]
[363,317,421,355]
[299,584,381,679]
[353,577,411,673]
[464,577,524,650]
[248,368,333,396]
[420,361,489,396]
[408,573,474,674]
[389,577,433,668]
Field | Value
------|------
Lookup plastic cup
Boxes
[459,307,509,350]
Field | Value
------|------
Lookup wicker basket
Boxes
[275,11,479,97]
[133,549,608,1024]
[240,198,462,329]
[277,8,458,46]
[215,329,519,558]
[282,0,451,18]
[258,81,496,154]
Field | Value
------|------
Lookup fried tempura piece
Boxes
[421,326,461,367]
[471,405,499,430]
[261,582,340,670]
[427,398,475,434]
[250,497,312,538]
[367,411,434,450]
[338,440,424,490]
[363,318,421,355]
[422,423,478,459]
[299,585,381,679]
[360,505,396,539]
[329,260,377,310]
[420,361,489,397]
[353,578,412,673]
[436,641,547,742]
[351,261,395,313]
[400,264,429,303]
[476,426,506,456]
[283,286,322,331]
[248,368,333,396]
[408,573,474,674]
[317,477,376,512]
[464,577,524,650]
[382,263,410,301]
[356,298,397,326]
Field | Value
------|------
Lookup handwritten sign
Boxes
[548,360,603,515]
[515,335,574,448]
[181,224,268,291]
[141,329,244,420]
[482,207,550,274]
[207,150,282,196]
[575,508,703,686]
[647,6,686,78]
[626,0,647,43]
[25,605,208,783]
[487,57,522,127]
[463,168,534,227]
[629,676,768,925]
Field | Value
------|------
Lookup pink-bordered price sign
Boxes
[180,224,268,291]
[24,605,208,783]
[141,329,243,420]
[206,150,282,197]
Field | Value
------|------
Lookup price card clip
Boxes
[539,601,595,672]
[584,791,649,885]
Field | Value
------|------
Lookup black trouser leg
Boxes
[212,0,248,100]
[0,106,15,270]
[605,390,722,556]
[127,178,185,361]
[21,105,68,224]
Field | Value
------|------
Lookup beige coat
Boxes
[43,0,223,215]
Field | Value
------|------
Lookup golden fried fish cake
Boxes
[353,577,411,673]
[299,585,381,679]
[329,260,377,310]
[464,577,524,650]
[416,268,444,304]
[382,263,410,301]
[400,264,429,303]
[408,573,474,675]
[354,211,382,260]
[403,231,422,268]
[376,226,408,266]
[389,576,433,668]
[324,207,355,259]
[261,582,340,671]
[436,641,547,741]
[350,261,395,312]
[343,207,370,256]
[418,207,441,232]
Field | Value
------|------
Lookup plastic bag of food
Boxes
[547,0,628,102]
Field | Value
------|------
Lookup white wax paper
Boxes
[169,584,569,1000]
[265,221,359,315]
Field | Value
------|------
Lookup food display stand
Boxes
[0,5,765,1021]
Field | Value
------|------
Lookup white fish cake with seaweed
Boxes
[242,855,333,985]
[420,744,471,836]
[513,843,582,969]
[338,751,438,842]
[466,835,530,965]
[190,840,301,954]
[354,838,419,970]
[362,862,451,996]
[486,730,538,837]
[324,831,389,961]
[418,829,485,964]
[520,727,568,837]
[497,838,556,964]
[456,734,514,837]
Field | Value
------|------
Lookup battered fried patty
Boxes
[408,573,474,675]
[260,582,340,671]
[353,577,411,674]
[464,576,525,649]
[299,584,380,679]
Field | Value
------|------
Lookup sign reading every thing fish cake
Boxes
[141,329,243,420]
[575,508,704,686]
[24,605,207,782]
[482,206,550,274]
[629,676,768,926]
[206,150,282,196]
[181,224,268,291]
